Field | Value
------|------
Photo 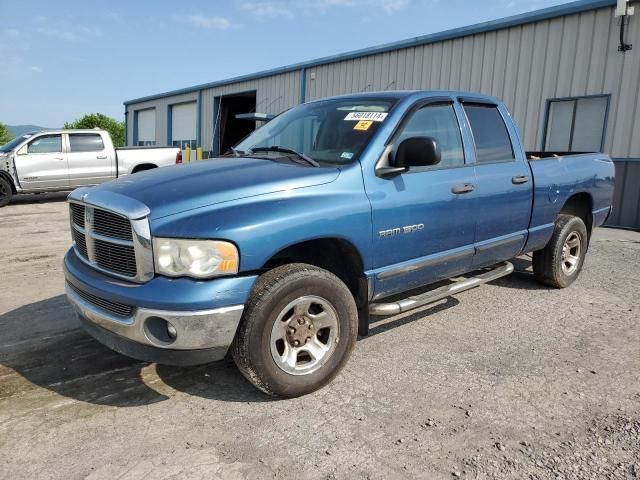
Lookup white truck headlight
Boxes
[153,238,239,279]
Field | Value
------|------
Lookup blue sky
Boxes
[1,0,568,127]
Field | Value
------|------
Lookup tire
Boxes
[0,177,13,208]
[231,263,358,397]
[533,214,588,288]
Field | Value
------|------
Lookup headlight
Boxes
[153,238,239,279]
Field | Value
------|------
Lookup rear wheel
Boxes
[0,177,13,207]
[231,263,358,397]
[533,214,588,288]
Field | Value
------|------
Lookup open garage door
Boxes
[219,92,257,155]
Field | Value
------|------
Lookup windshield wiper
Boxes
[223,146,243,157]
[249,146,320,167]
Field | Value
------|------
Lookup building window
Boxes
[463,104,515,164]
[171,139,196,149]
[544,96,609,153]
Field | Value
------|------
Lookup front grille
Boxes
[68,201,150,281]
[94,238,137,277]
[67,281,134,318]
[70,203,85,228]
[93,209,133,241]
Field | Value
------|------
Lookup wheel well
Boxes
[560,193,593,240]
[0,172,16,193]
[262,238,370,335]
[131,163,157,173]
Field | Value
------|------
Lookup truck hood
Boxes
[95,157,341,219]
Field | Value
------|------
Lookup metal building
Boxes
[124,0,639,229]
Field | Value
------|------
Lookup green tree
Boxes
[0,122,15,145]
[64,113,125,147]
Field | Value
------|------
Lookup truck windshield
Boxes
[235,98,396,165]
[0,134,32,153]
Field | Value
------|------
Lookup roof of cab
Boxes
[306,90,501,104]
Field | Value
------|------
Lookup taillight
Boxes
[176,151,182,164]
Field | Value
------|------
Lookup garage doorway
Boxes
[218,91,257,155]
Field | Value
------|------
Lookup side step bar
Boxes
[369,261,514,316]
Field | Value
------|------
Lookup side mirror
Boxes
[395,136,441,169]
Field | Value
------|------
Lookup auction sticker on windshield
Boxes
[353,120,373,131]
[344,112,388,122]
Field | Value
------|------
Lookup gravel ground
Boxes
[0,193,639,480]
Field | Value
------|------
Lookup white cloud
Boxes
[243,2,294,18]
[242,0,410,18]
[380,0,409,12]
[78,25,104,37]
[36,27,78,41]
[30,66,43,73]
[104,11,123,23]
[6,28,20,37]
[189,14,234,29]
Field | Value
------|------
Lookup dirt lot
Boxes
[1,193,639,480]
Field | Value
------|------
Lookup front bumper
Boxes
[64,249,257,365]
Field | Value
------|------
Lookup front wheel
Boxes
[0,177,13,207]
[533,214,588,288]
[231,263,358,397]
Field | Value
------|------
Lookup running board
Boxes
[368,261,514,316]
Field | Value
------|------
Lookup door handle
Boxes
[512,175,529,184]
[53,157,65,160]
[96,155,108,159]
[451,183,474,194]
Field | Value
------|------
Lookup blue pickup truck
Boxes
[64,91,614,397]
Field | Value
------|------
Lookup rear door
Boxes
[14,133,69,190]
[460,101,533,267]
[66,133,114,187]
[365,98,477,298]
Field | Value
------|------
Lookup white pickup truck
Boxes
[0,129,181,207]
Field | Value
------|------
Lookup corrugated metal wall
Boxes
[126,70,300,153]
[125,4,639,228]
[609,160,640,229]
[304,6,639,160]
[200,70,300,152]
[127,91,198,147]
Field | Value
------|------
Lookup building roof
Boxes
[124,0,616,106]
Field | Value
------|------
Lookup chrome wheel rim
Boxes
[561,231,581,275]
[270,295,339,376]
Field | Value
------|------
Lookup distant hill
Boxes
[8,125,54,136]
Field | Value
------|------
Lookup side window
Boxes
[396,103,465,169]
[27,135,62,154]
[69,134,105,153]
[544,96,608,152]
[463,104,515,164]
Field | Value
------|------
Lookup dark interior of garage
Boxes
[218,92,257,155]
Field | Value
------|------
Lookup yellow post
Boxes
[184,145,191,163]
[196,147,203,160]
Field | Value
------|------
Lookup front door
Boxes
[14,134,69,190]
[364,100,477,299]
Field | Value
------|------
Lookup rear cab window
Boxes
[69,134,105,153]
[463,104,515,164]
